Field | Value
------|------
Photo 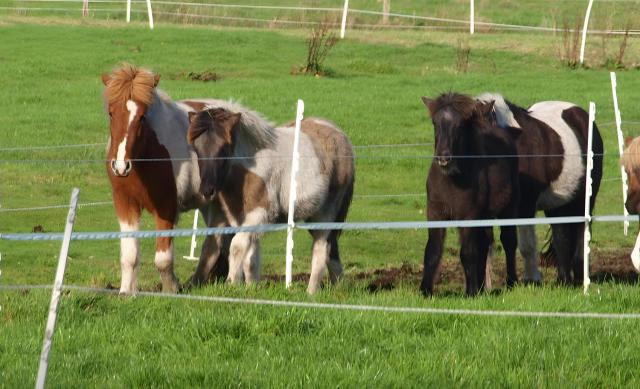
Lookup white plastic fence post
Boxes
[145,0,154,29]
[126,0,131,22]
[470,0,475,35]
[82,0,88,17]
[583,103,595,295]
[35,188,80,389]
[610,72,629,236]
[340,0,349,39]
[579,0,594,65]
[285,100,304,288]
[183,210,199,261]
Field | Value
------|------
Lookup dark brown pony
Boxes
[102,64,229,294]
[420,93,521,296]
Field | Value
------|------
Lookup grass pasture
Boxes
[2,11,640,387]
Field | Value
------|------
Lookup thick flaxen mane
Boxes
[104,63,156,107]
[621,137,640,171]
[476,92,521,129]
[432,92,479,120]
[203,100,277,148]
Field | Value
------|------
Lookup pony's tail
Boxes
[332,176,355,239]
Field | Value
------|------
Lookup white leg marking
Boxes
[227,208,267,285]
[119,220,140,295]
[631,232,640,272]
[154,248,172,271]
[518,225,541,282]
[155,243,179,293]
[308,232,331,294]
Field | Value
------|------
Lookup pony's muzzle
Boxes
[437,155,452,167]
[111,159,132,177]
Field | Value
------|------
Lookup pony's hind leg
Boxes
[517,225,542,283]
[118,219,140,295]
[154,217,180,293]
[550,223,575,284]
[308,230,331,294]
[327,231,343,284]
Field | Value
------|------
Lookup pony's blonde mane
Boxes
[204,100,277,148]
[622,137,640,171]
[104,63,157,107]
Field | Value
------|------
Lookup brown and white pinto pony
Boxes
[102,64,230,294]
[620,138,640,271]
[187,106,355,294]
[477,93,603,285]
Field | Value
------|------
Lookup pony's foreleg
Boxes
[420,228,446,296]
[118,219,140,295]
[242,237,261,284]
[189,203,229,287]
[154,218,179,293]
[308,230,331,294]
[229,208,267,285]
[517,225,542,283]
[501,225,518,287]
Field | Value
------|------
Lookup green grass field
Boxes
[2,11,640,387]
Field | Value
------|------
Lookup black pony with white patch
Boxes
[420,93,521,296]
[476,93,603,285]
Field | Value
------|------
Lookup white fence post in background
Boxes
[583,103,595,295]
[35,188,80,389]
[82,0,88,17]
[183,210,200,261]
[579,0,594,65]
[126,0,131,22]
[610,72,630,236]
[340,0,349,39]
[470,0,475,34]
[146,0,154,29]
[285,100,304,288]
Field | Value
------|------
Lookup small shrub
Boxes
[295,19,338,76]
[558,16,581,68]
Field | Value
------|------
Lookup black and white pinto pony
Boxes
[420,93,521,296]
[477,93,603,284]
[187,105,355,294]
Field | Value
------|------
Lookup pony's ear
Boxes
[153,74,161,87]
[421,96,437,116]
[221,113,241,143]
[101,73,111,86]
[476,100,495,117]
[188,111,197,124]
[625,136,634,147]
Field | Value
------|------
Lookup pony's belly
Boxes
[536,188,574,210]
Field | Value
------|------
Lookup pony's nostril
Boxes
[110,159,118,174]
[124,160,132,174]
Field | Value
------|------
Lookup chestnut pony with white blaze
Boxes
[102,64,230,294]
[187,106,355,294]
[477,93,603,284]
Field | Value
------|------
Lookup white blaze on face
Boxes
[114,100,138,173]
